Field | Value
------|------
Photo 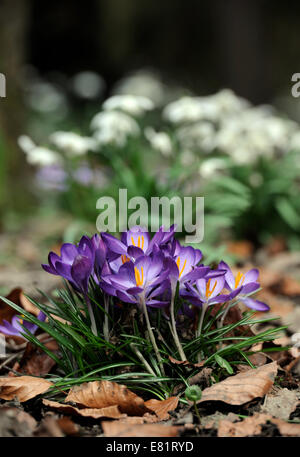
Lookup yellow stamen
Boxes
[176,257,187,278]
[19,314,25,325]
[131,236,135,246]
[235,271,245,289]
[205,279,217,298]
[134,266,144,286]
[141,236,144,250]
[121,255,130,264]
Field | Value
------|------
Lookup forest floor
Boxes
[0,220,300,437]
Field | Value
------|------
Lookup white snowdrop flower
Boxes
[50,131,97,156]
[113,70,166,106]
[163,96,207,124]
[25,81,68,115]
[18,135,36,154]
[91,111,140,147]
[18,135,62,166]
[144,127,173,157]
[211,89,250,116]
[72,71,105,100]
[176,122,216,153]
[103,95,154,116]
[199,158,228,179]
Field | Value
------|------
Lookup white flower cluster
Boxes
[144,127,173,157]
[163,89,300,166]
[91,110,140,148]
[163,89,249,124]
[103,95,154,116]
[90,94,155,148]
[50,131,97,156]
[18,135,62,166]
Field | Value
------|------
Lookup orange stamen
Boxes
[205,279,217,298]
[121,255,130,264]
[176,257,187,278]
[235,271,245,289]
[134,266,144,286]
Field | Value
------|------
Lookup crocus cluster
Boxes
[40,226,270,365]
[42,226,269,314]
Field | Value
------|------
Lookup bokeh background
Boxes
[1,0,300,293]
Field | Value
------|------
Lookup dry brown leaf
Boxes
[197,362,278,406]
[0,289,22,326]
[169,356,205,368]
[0,406,37,437]
[256,290,294,319]
[218,413,271,437]
[218,412,300,437]
[13,337,58,377]
[117,413,161,424]
[42,398,124,419]
[65,380,149,416]
[248,352,268,367]
[145,396,179,420]
[280,276,300,296]
[102,421,181,437]
[271,418,300,436]
[34,415,65,437]
[226,240,254,258]
[261,388,300,420]
[56,416,79,436]
[0,376,53,402]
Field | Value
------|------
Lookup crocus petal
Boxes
[101,233,127,255]
[241,282,260,295]
[195,278,207,300]
[182,266,210,283]
[0,319,22,336]
[116,290,136,304]
[244,268,259,285]
[55,261,73,281]
[42,263,58,275]
[241,297,270,311]
[145,299,169,308]
[218,261,235,290]
[127,286,144,295]
[71,254,92,292]
[60,243,79,264]
[125,227,150,252]
[127,245,145,260]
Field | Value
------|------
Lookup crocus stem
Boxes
[218,301,234,329]
[194,401,201,424]
[130,343,156,377]
[103,294,109,342]
[196,303,207,363]
[86,295,97,336]
[141,296,165,376]
[170,291,186,361]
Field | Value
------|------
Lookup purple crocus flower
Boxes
[218,261,269,311]
[42,236,95,293]
[104,253,170,308]
[102,225,177,272]
[184,274,228,307]
[0,311,46,339]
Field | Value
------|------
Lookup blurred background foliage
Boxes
[1,0,300,266]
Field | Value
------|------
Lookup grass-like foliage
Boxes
[0,227,285,399]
